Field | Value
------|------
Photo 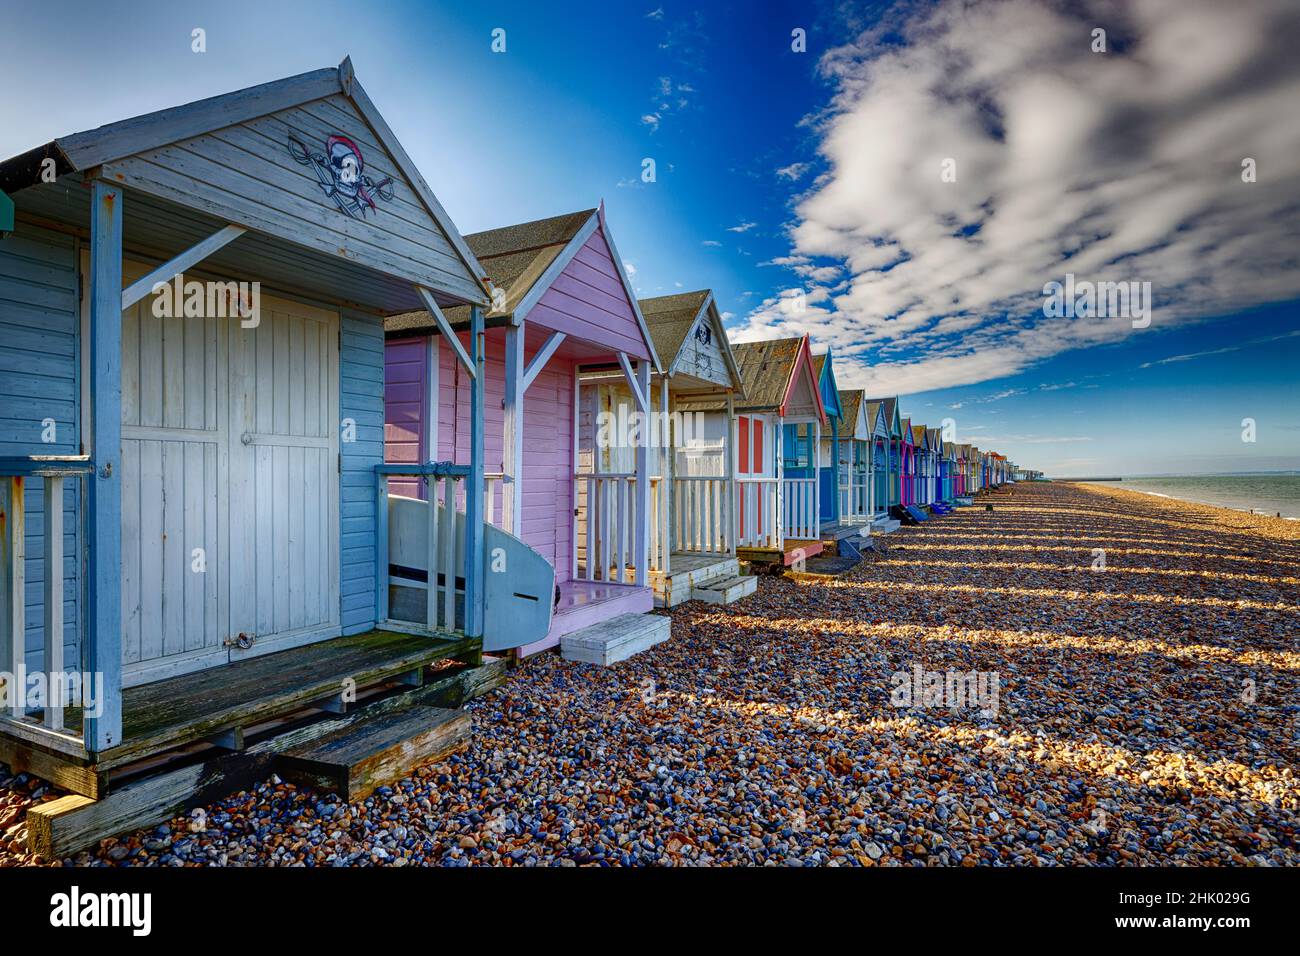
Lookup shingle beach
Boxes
[4,482,1296,866]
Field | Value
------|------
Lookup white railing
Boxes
[649,476,666,574]
[382,467,470,635]
[840,470,870,522]
[783,476,818,541]
[673,477,730,556]
[736,477,779,550]
[0,460,93,743]
[576,473,641,583]
[484,472,504,528]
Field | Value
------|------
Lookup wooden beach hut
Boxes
[866,397,902,532]
[587,289,754,607]
[912,424,932,506]
[811,349,843,530]
[0,59,529,856]
[383,206,671,661]
[834,390,872,527]
[898,417,917,508]
[723,336,827,567]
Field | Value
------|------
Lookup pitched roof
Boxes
[0,56,489,304]
[638,290,711,362]
[811,352,842,419]
[731,337,804,411]
[866,396,900,436]
[386,208,595,334]
[865,400,883,438]
[911,424,927,446]
[837,389,865,439]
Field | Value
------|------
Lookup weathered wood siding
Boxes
[671,312,731,388]
[103,93,482,303]
[0,223,81,674]
[382,337,427,500]
[526,226,650,360]
[341,309,385,634]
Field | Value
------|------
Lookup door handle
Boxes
[241,431,253,445]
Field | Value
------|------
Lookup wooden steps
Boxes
[690,574,757,604]
[25,657,507,860]
[561,613,671,666]
[279,705,470,801]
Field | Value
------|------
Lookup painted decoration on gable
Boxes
[288,134,394,218]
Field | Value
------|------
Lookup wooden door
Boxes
[119,261,228,686]
[227,296,340,660]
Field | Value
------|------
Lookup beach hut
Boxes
[723,336,827,566]
[383,206,670,659]
[0,59,530,854]
[811,349,843,530]
[925,428,943,503]
[898,417,917,508]
[834,390,872,527]
[867,397,903,531]
[586,289,754,607]
[912,424,932,505]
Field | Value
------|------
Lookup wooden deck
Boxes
[2,629,479,794]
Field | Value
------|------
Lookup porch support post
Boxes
[725,390,736,556]
[633,360,650,587]
[85,179,123,753]
[830,417,839,523]
[659,376,671,575]
[502,322,525,537]
[2,477,26,718]
[813,417,821,533]
[464,306,486,638]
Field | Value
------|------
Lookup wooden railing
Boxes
[576,473,641,583]
[839,469,870,521]
[736,477,779,550]
[649,476,666,574]
[0,457,94,744]
[483,473,504,528]
[673,476,730,556]
[378,463,471,635]
[783,476,818,541]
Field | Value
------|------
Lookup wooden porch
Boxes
[0,628,485,796]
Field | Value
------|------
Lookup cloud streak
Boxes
[733,0,1300,396]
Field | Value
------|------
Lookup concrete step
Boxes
[691,574,758,605]
[279,704,471,801]
[561,612,671,666]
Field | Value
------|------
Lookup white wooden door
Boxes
[117,259,340,682]
[118,261,229,686]
[226,296,340,660]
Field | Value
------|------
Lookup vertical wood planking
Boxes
[42,476,63,729]
[3,478,26,718]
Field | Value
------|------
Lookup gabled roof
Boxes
[639,289,743,391]
[900,417,915,447]
[0,56,488,304]
[811,350,843,420]
[911,424,928,448]
[836,390,865,439]
[729,335,826,421]
[867,396,903,438]
[385,206,662,370]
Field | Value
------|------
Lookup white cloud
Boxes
[640,113,661,131]
[727,221,757,233]
[735,0,1300,396]
[776,162,811,181]
[623,260,637,276]
[702,239,722,247]
[645,7,664,20]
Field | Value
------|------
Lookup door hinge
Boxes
[224,632,256,650]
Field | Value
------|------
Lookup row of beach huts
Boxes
[0,60,1021,855]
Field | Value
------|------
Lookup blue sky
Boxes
[2,0,1296,476]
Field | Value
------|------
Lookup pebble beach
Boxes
[3,481,1297,867]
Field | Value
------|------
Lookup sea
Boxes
[1085,474,1300,520]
